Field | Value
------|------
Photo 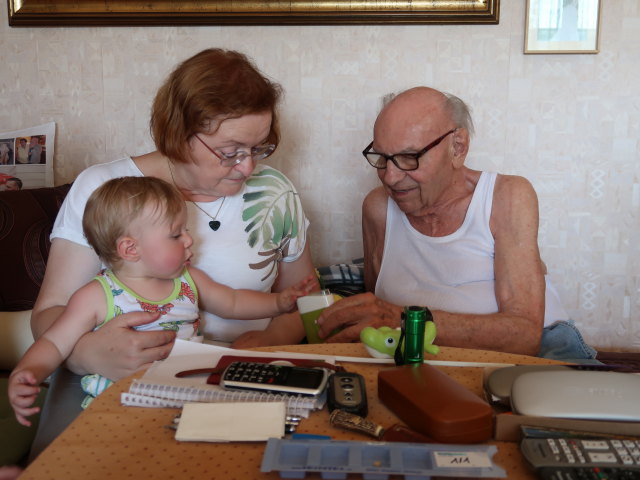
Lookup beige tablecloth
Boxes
[22,344,560,479]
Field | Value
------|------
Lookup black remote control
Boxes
[327,371,368,417]
[537,466,640,479]
[521,437,640,479]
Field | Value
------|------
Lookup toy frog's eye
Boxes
[385,337,397,347]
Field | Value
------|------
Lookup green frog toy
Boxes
[360,323,439,359]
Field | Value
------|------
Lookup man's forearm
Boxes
[432,310,542,356]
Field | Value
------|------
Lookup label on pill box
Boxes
[433,451,493,468]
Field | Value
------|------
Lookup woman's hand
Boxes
[66,311,176,380]
[316,292,404,343]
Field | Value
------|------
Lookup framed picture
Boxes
[7,0,500,27]
[525,0,601,54]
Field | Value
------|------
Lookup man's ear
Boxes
[451,128,470,169]
[116,236,140,262]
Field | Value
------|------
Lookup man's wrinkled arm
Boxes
[431,176,545,356]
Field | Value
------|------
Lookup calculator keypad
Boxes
[223,362,286,385]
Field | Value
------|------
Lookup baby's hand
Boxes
[277,275,318,313]
[8,369,42,427]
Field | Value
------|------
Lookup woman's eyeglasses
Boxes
[195,134,276,168]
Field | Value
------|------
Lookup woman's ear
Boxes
[116,236,140,262]
[451,128,470,169]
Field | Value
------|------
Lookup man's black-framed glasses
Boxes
[194,134,276,168]
[362,128,457,171]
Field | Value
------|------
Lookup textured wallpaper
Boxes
[1,2,639,350]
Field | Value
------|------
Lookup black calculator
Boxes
[220,361,329,396]
[521,437,640,479]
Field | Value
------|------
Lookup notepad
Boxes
[175,402,286,442]
[120,340,328,417]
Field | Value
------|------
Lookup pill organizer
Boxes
[260,438,506,479]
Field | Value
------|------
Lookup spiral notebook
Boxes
[121,379,322,416]
[120,340,330,416]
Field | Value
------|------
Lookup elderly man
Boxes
[317,87,596,360]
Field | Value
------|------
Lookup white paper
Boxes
[433,451,493,468]
[142,339,336,386]
[175,402,285,442]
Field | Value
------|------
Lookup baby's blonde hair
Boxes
[83,176,185,268]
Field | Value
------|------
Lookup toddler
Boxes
[9,176,315,425]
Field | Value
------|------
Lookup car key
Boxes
[327,371,368,417]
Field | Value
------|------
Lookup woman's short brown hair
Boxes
[151,48,283,164]
[83,176,185,268]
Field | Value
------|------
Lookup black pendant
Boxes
[209,220,221,231]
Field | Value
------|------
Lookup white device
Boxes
[510,370,640,421]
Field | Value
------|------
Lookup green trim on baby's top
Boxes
[93,268,198,329]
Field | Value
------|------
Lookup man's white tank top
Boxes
[375,171,568,326]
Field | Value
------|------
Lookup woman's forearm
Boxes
[30,305,65,340]
[264,311,306,345]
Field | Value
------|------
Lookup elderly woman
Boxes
[30,49,318,456]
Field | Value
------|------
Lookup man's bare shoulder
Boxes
[493,173,538,205]
[363,187,388,215]
[491,174,539,234]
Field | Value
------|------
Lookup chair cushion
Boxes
[316,257,365,297]
[0,184,71,311]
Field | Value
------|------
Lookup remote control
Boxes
[537,466,640,479]
[220,361,329,397]
[327,371,368,417]
[521,437,640,470]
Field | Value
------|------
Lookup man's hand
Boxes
[316,292,404,343]
[67,311,176,380]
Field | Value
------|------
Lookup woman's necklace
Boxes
[192,197,226,231]
[167,160,226,231]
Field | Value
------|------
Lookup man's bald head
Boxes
[375,87,474,144]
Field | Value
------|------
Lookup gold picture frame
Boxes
[8,0,500,27]
[525,0,601,54]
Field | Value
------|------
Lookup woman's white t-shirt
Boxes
[52,158,309,343]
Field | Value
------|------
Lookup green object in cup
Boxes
[297,290,334,344]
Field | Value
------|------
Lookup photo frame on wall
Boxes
[525,0,601,54]
[7,0,500,26]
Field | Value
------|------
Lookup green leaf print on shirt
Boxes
[243,168,302,281]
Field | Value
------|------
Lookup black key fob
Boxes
[327,371,368,417]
